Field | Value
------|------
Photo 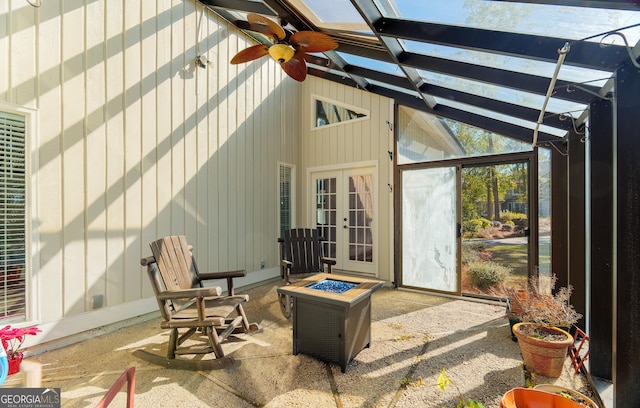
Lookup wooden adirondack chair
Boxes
[278,228,336,319]
[136,236,260,370]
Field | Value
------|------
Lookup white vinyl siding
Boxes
[0,0,300,343]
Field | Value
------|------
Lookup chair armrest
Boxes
[321,257,336,274]
[280,260,293,280]
[140,256,156,266]
[198,270,246,280]
[197,270,246,296]
[321,258,337,266]
[157,286,222,300]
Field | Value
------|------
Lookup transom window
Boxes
[313,96,369,129]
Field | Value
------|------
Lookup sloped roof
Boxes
[200,0,640,146]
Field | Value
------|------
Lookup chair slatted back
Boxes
[281,228,325,274]
[149,236,201,311]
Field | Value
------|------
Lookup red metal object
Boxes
[94,367,136,408]
[570,326,590,374]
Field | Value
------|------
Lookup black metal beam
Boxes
[340,64,572,131]
[374,18,630,71]
[335,42,600,105]
[401,52,600,105]
[614,61,640,408]
[421,84,574,131]
[372,85,560,144]
[589,97,614,381]
[310,65,563,143]
[567,128,586,330]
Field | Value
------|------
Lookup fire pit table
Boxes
[277,273,384,372]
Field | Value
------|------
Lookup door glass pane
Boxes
[461,163,528,297]
[316,177,337,258]
[279,165,292,238]
[538,148,552,293]
[402,167,457,292]
[348,175,373,263]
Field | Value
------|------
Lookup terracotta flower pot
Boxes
[513,322,573,377]
[500,387,585,408]
[7,352,23,375]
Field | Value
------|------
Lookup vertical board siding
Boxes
[301,77,394,282]
[0,0,299,333]
[61,0,86,316]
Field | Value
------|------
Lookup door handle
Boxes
[343,225,348,229]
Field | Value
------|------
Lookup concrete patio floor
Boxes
[2,279,598,407]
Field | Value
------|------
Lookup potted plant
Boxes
[505,275,582,334]
[503,276,582,377]
[0,325,41,375]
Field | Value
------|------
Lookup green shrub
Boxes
[467,261,511,290]
[461,244,482,264]
[500,211,527,223]
[463,217,491,237]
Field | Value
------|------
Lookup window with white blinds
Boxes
[0,111,27,322]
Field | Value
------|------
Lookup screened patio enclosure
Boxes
[199,1,640,406]
[1,0,638,406]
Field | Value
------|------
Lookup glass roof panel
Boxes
[396,106,534,165]
[403,41,613,86]
[377,0,640,45]
[368,79,420,97]
[417,69,588,115]
[286,0,372,33]
[306,63,353,78]
[434,98,568,138]
[338,52,405,76]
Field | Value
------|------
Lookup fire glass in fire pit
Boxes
[307,279,356,294]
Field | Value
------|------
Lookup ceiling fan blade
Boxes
[246,13,286,41]
[230,44,270,64]
[281,56,307,82]
[290,31,338,53]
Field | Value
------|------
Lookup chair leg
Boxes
[279,293,292,320]
[205,327,226,359]
[234,304,260,333]
[167,328,178,359]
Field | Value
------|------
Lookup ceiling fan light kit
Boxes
[269,44,296,63]
[230,13,338,82]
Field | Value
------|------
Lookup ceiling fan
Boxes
[230,13,338,82]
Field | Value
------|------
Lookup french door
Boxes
[311,167,376,275]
